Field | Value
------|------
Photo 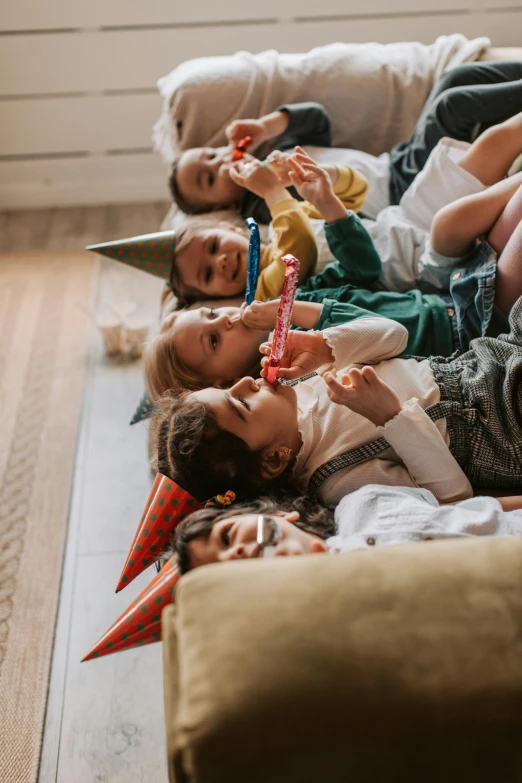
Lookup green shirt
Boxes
[295,212,454,358]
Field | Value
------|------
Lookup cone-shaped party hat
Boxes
[116,473,201,592]
[86,230,176,280]
[82,555,180,661]
[130,390,154,425]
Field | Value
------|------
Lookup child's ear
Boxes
[260,447,293,480]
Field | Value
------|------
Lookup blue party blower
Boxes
[245,218,260,305]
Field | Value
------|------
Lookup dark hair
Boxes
[153,390,293,503]
[168,158,205,216]
[164,495,335,574]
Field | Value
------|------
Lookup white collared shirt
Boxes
[292,318,473,507]
[327,485,522,552]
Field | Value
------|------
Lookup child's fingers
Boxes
[228,166,245,185]
[343,368,367,390]
[293,145,316,164]
[360,365,378,384]
[286,157,307,177]
[324,372,347,394]
[259,342,272,356]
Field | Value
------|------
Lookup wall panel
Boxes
[0,0,520,209]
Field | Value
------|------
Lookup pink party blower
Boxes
[266,254,300,385]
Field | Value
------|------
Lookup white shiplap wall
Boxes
[0,0,520,209]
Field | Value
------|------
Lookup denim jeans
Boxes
[440,240,499,353]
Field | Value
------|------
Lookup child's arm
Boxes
[230,159,318,301]
[241,299,323,331]
[226,103,331,154]
[259,316,408,380]
[323,367,473,504]
[226,102,332,156]
[287,145,368,216]
[284,148,380,287]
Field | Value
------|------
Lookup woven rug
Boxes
[0,252,98,782]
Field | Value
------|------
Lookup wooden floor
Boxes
[2,203,171,783]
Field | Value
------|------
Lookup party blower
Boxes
[266,254,300,385]
[245,217,260,305]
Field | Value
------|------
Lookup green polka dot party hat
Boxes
[82,553,181,661]
[116,473,201,592]
[130,390,154,425]
[86,230,176,280]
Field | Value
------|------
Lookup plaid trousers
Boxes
[309,295,522,496]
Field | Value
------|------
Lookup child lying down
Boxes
[166,487,522,573]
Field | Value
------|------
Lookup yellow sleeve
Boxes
[302,164,369,219]
[254,198,318,302]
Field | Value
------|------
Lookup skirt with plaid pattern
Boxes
[429,294,522,489]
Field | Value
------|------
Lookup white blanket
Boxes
[153,35,489,163]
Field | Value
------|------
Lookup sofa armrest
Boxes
[162,536,522,783]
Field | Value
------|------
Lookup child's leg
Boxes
[488,183,522,314]
[389,62,522,201]
[430,171,522,258]
[458,111,522,185]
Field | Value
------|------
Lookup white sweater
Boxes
[292,318,473,507]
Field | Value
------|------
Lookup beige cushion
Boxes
[480,46,522,61]
[163,536,522,783]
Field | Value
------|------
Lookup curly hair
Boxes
[152,390,293,503]
[161,495,335,574]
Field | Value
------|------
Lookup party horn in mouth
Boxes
[266,254,300,385]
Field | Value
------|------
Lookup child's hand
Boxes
[324,366,402,427]
[240,300,280,331]
[286,147,333,202]
[226,119,265,151]
[229,159,288,206]
[287,147,347,223]
[259,330,334,380]
[265,150,293,187]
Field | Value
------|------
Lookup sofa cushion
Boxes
[162,536,522,783]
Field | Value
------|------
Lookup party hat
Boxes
[130,391,154,425]
[82,556,180,661]
[86,230,176,280]
[116,473,201,592]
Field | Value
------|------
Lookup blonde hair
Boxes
[144,306,263,397]
[144,312,202,398]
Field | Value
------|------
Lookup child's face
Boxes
[171,306,269,387]
[193,376,300,456]
[176,226,250,299]
[176,146,255,211]
[188,513,328,569]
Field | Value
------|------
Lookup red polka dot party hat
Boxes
[86,230,176,280]
[82,554,180,661]
[116,473,201,592]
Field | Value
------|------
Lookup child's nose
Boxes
[232,376,259,396]
[216,253,228,273]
